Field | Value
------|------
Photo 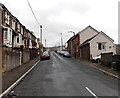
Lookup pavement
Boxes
[78,59,120,79]
[2,57,40,92]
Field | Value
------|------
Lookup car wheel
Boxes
[96,59,100,63]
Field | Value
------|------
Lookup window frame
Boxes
[4,28,8,40]
[98,42,106,50]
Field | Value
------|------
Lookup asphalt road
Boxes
[13,52,119,97]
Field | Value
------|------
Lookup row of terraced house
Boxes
[0,3,42,72]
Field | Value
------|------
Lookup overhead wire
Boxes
[27,0,40,26]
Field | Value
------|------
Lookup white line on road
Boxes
[0,60,40,98]
[85,87,98,98]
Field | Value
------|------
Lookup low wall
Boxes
[2,47,39,72]
[23,50,30,63]
[101,52,113,66]
[101,52,120,70]
[0,47,3,70]
[30,48,39,60]
[3,48,20,71]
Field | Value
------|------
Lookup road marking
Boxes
[0,60,40,98]
[85,87,98,98]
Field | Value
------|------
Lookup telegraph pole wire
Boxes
[27,0,43,44]
[27,0,40,26]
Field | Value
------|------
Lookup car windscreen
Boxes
[42,52,49,55]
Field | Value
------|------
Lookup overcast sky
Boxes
[1,0,119,47]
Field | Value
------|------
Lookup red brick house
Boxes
[67,34,80,58]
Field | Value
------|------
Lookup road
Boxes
[13,52,118,97]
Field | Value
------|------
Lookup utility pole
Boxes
[60,33,63,50]
[40,25,42,44]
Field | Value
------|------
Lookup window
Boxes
[12,20,16,30]
[4,29,8,40]
[98,43,106,50]
[17,36,19,43]
[8,15,10,25]
[4,12,10,25]
[9,30,11,41]
[21,27,23,34]
[17,23,20,32]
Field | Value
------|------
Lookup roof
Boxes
[100,31,114,42]
[79,34,98,47]
[79,31,114,48]
[78,25,99,34]
[67,33,79,43]
[67,36,74,42]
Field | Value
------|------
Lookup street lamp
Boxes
[68,31,75,36]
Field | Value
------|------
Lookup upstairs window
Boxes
[4,12,10,25]
[4,29,8,40]
[12,20,16,30]
[98,43,106,50]
[17,36,19,43]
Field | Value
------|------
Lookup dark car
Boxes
[41,51,50,60]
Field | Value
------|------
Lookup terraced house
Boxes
[0,3,41,72]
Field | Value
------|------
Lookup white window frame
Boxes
[98,42,106,50]
[17,36,19,43]
[4,12,10,25]
[4,29,8,40]
[12,19,16,30]
[17,23,20,32]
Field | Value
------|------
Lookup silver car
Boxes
[63,51,71,57]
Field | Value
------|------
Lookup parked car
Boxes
[91,55,101,63]
[63,51,71,57]
[57,50,60,54]
[59,51,65,55]
[41,51,50,60]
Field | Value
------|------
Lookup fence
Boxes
[101,52,113,66]
[101,52,120,70]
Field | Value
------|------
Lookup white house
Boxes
[78,26,99,44]
[78,26,116,60]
